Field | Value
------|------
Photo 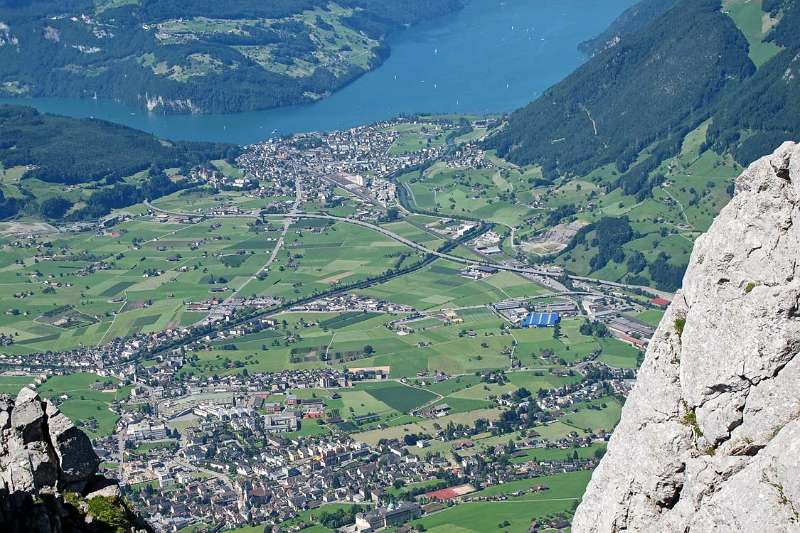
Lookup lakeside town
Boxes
[0,116,666,533]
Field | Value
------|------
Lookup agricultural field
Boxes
[385,122,453,156]
[0,374,37,394]
[181,304,549,379]
[0,207,445,355]
[284,381,438,432]
[359,261,546,310]
[36,372,129,438]
[627,309,665,327]
[358,381,437,413]
[561,397,624,435]
[241,219,410,301]
[398,161,542,227]
[352,407,503,447]
[380,219,446,249]
[596,338,642,369]
[0,215,289,354]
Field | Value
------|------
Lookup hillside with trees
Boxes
[578,0,677,56]
[0,104,237,219]
[0,105,236,184]
[486,0,754,181]
[488,0,800,179]
[708,0,800,164]
[486,0,800,287]
[0,0,464,114]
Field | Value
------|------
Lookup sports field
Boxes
[411,471,591,533]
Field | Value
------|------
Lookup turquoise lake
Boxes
[0,0,636,144]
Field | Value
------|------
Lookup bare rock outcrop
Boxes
[0,387,150,533]
[573,142,800,532]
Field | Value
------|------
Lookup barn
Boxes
[521,312,561,328]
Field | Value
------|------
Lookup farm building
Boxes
[521,312,561,328]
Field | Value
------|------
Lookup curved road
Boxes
[143,201,673,299]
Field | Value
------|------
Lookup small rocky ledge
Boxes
[0,387,150,533]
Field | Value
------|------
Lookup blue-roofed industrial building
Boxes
[521,312,561,328]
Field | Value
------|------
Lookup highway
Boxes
[143,201,674,299]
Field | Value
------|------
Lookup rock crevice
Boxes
[573,142,800,532]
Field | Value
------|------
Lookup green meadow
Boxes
[411,471,591,533]
[14,372,132,438]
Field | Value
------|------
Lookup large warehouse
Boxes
[521,312,561,328]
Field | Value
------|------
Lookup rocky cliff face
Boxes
[573,142,800,532]
[0,387,150,533]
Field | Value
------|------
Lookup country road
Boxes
[226,175,303,301]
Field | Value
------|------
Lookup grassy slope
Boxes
[723,0,783,67]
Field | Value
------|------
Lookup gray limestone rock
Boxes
[5,444,37,493]
[46,405,100,488]
[0,387,144,532]
[86,483,121,500]
[0,395,12,430]
[0,390,99,494]
[11,387,45,444]
[25,441,58,491]
[572,142,800,532]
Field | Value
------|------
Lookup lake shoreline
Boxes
[0,0,636,144]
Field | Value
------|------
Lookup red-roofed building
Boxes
[651,297,671,308]
[615,332,648,350]
[424,484,475,501]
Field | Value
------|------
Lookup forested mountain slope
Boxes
[0,105,235,184]
[578,0,677,56]
[481,0,800,291]
[710,0,800,164]
[488,0,800,181]
[486,0,754,182]
[0,104,237,220]
[0,0,463,113]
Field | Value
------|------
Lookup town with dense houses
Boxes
[0,115,662,532]
[1,0,796,530]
